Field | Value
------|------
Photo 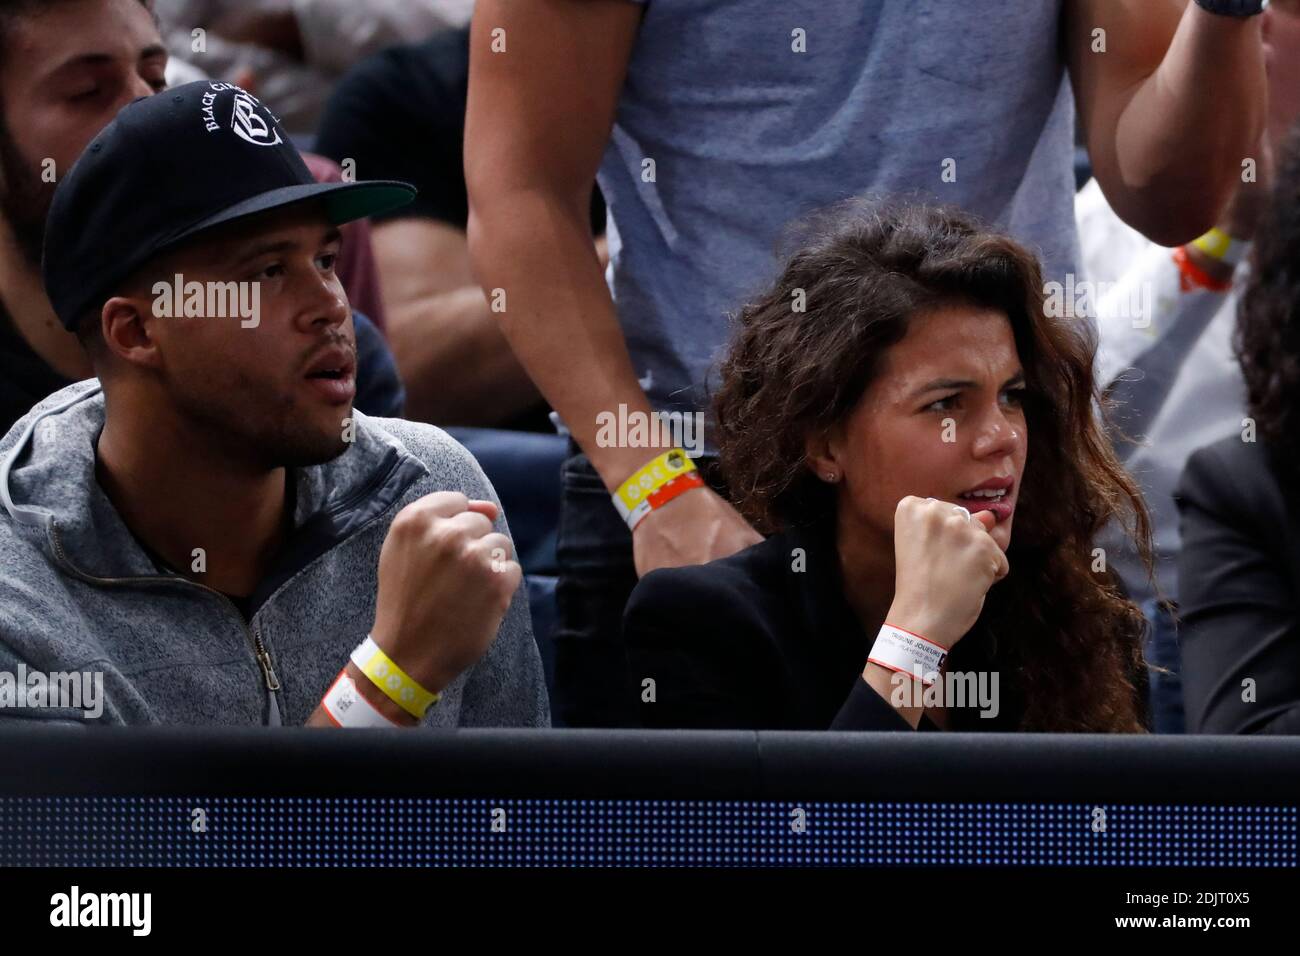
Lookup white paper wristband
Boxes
[322,671,401,728]
[868,624,948,687]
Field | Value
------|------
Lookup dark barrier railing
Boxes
[0,728,1297,802]
[1,730,1297,867]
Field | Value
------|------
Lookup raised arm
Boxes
[1067,0,1267,246]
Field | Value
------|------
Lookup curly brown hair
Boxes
[713,200,1153,732]
[1237,122,1300,479]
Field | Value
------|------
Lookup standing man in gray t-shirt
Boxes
[465,0,1267,727]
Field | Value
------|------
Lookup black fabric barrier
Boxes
[0,728,1295,803]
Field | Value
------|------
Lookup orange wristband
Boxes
[1173,245,1233,294]
[644,470,704,515]
[612,449,703,530]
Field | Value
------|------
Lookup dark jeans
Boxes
[1143,598,1186,734]
[553,446,722,728]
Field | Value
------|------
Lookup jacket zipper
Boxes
[252,628,281,692]
[49,523,283,725]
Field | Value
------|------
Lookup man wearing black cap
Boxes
[0,80,549,728]
[0,0,404,435]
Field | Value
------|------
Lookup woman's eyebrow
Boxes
[909,370,1026,399]
[909,377,976,398]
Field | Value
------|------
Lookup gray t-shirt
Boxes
[599,0,1078,420]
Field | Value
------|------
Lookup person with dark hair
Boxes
[0,81,547,728]
[624,203,1154,732]
[1176,116,1300,736]
[0,0,403,435]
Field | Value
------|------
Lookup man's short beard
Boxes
[173,377,352,472]
[266,428,351,469]
[0,113,55,269]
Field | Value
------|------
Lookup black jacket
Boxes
[623,520,1022,732]
[1176,436,1300,734]
[0,301,71,437]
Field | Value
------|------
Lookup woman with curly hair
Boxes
[1176,120,1300,736]
[623,201,1154,732]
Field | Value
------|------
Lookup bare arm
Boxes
[1068,0,1267,246]
[464,0,762,574]
[374,219,543,426]
[464,0,650,489]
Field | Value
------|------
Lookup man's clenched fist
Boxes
[370,491,521,695]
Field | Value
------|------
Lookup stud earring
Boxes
[824,471,838,482]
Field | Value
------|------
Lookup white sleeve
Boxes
[1092,243,1187,388]
[1076,177,1155,288]
[1074,177,1235,389]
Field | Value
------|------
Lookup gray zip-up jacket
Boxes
[0,380,549,728]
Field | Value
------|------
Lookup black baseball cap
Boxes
[43,80,416,331]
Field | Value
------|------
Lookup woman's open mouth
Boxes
[955,477,1015,523]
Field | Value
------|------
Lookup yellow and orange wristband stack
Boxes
[1174,226,1247,293]
[611,448,705,532]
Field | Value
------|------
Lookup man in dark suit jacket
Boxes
[1176,436,1300,734]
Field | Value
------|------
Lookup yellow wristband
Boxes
[1190,227,1247,267]
[611,448,698,530]
[350,636,440,719]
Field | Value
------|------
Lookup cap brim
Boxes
[165,179,417,248]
